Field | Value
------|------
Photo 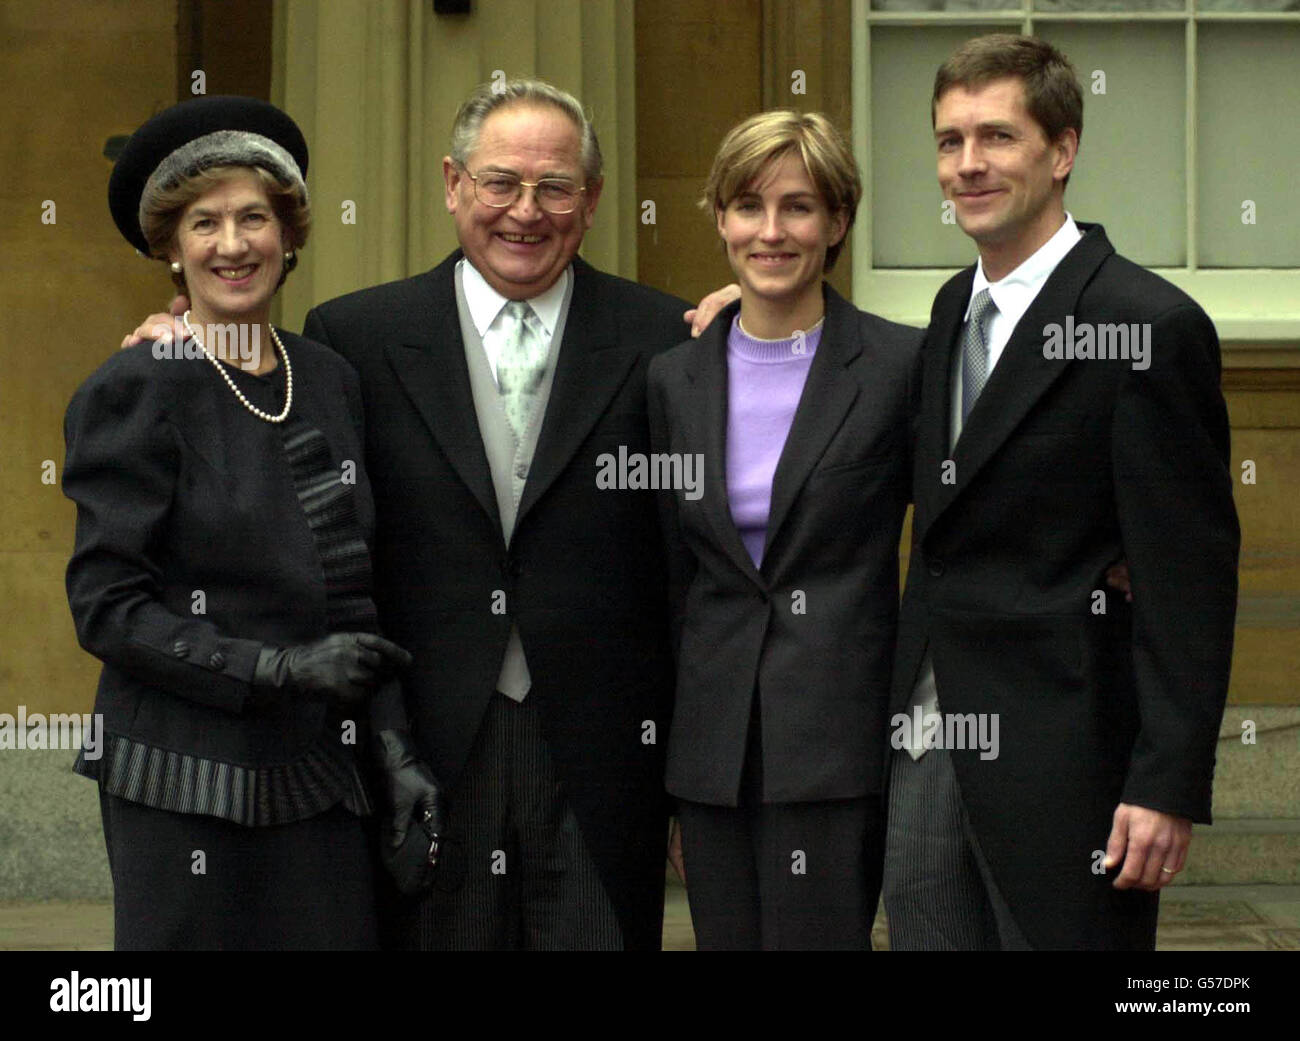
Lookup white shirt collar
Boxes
[967,213,1082,325]
[459,258,570,339]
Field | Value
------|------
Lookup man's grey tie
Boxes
[496,299,549,442]
[960,288,998,422]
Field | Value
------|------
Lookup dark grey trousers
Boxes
[678,701,883,951]
[408,692,622,950]
[883,745,1032,950]
[679,796,882,951]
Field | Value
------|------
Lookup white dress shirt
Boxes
[458,258,571,388]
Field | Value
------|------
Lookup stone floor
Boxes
[666,883,1300,951]
[2,883,1297,950]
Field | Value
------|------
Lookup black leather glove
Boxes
[252,632,413,707]
[375,728,446,852]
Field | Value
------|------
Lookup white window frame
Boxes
[851,0,1300,340]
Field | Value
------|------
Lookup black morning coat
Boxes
[303,252,690,950]
[891,223,1240,949]
[647,285,922,807]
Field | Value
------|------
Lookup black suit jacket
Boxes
[649,286,922,806]
[63,332,372,766]
[303,252,689,950]
[891,223,1240,949]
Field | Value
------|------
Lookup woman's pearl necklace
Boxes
[182,310,293,423]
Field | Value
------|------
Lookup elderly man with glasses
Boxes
[299,80,693,950]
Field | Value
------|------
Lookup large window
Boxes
[852,0,1300,337]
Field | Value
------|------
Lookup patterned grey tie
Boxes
[496,300,549,442]
[960,288,998,422]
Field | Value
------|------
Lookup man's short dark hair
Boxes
[932,33,1083,148]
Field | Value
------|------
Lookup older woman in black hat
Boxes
[63,96,442,950]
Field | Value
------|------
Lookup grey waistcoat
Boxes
[454,262,572,700]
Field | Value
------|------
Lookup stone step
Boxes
[1179,819,1300,885]
[1211,705,1300,819]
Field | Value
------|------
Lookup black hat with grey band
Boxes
[108,94,309,255]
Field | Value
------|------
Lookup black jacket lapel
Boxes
[516,257,641,527]
[383,256,500,532]
[686,300,765,588]
[763,285,861,564]
[913,268,972,542]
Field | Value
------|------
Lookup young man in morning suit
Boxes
[882,34,1239,950]
[303,81,690,949]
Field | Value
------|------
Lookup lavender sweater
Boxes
[725,315,823,565]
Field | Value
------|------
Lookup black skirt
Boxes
[99,789,379,950]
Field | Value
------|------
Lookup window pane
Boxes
[1034,0,1184,10]
[1040,23,1186,266]
[1198,0,1299,10]
[870,26,1011,268]
[1198,24,1300,266]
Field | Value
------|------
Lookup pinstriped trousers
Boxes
[408,692,623,950]
[883,745,1032,950]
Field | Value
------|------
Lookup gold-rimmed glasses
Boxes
[465,169,587,214]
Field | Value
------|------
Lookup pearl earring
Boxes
[170,261,182,273]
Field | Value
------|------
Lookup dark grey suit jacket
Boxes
[648,285,922,806]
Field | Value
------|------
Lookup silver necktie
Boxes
[496,300,548,442]
[960,288,998,422]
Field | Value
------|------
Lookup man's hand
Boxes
[684,283,741,338]
[667,817,685,883]
[122,295,189,348]
[1105,559,1133,603]
[1104,802,1192,891]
